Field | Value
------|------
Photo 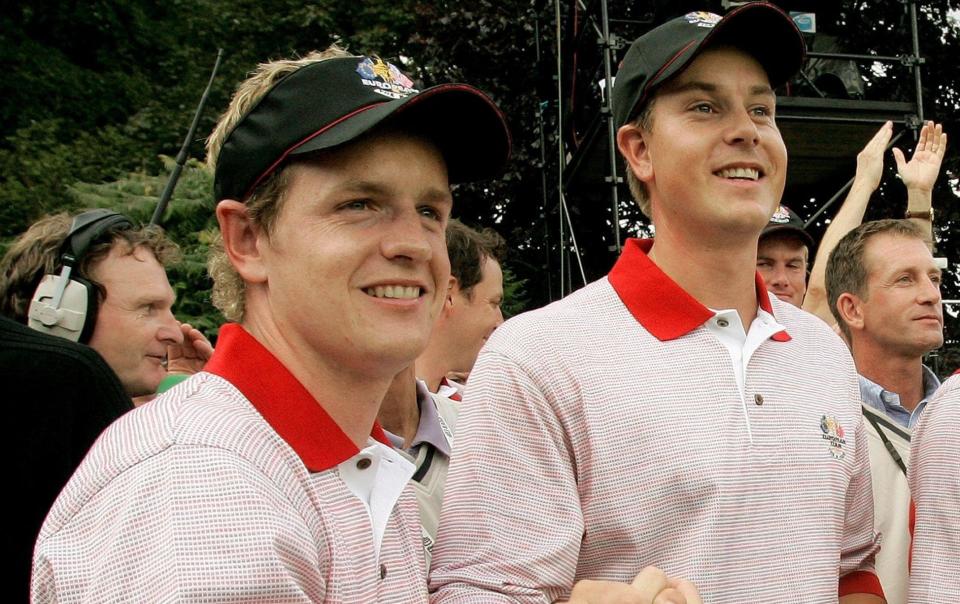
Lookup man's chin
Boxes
[772,292,791,302]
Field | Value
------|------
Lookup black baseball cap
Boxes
[761,205,814,249]
[611,3,806,130]
[214,56,512,202]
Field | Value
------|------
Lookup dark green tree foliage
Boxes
[828,1,960,370]
[1,0,957,356]
[69,157,222,336]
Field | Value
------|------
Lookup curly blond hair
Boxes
[206,46,353,322]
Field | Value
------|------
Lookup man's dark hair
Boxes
[447,219,506,299]
[825,219,926,338]
[0,212,179,323]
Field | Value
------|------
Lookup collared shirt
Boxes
[385,379,458,568]
[431,238,882,603]
[705,307,787,398]
[859,365,940,429]
[385,380,454,457]
[33,323,427,603]
[909,373,960,602]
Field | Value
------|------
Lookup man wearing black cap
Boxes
[757,204,814,307]
[431,5,884,603]
[32,48,510,601]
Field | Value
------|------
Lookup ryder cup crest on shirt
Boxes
[356,57,418,99]
[820,415,847,460]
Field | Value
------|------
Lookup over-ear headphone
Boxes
[27,209,134,343]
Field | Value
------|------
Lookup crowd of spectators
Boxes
[2,4,956,603]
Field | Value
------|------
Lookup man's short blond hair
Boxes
[206,46,352,322]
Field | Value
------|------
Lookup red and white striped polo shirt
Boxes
[32,324,428,603]
[909,373,960,602]
[430,239,882,603]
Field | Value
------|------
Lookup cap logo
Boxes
[770,205,791,224]
[684,11,721,28]
[356,57,418,99]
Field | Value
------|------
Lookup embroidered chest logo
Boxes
[820,415,847,460]
[356,57,418,99]
[770,205,791,223]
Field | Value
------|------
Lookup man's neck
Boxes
[853,342,925,411]
[377,366,421,447]
[242,312,397,449]
[646,229,761,326]
[414,354,445,393]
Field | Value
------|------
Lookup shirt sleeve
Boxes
[908,376,960,603]
[32,445,327,602]
[429,349,583,603]
[837,413,884,599]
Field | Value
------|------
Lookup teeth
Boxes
[717,167,759,180]
[365,285,421,299]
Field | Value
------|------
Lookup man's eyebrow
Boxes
[660,80,717,96]
[335,180,391,196]
[661,80,775,98]
[335,180,452,204]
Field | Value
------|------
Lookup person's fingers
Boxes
[630,566,671,602]
[935,131,947,159]
[667,578,702,604]
[892,146,907,172]
[652,588,688,604]
[917,120,931,149]
[865,120,892,153]
[192,331,215,361]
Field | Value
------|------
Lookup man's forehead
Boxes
[658,47,775,96]
[758,233,808,254]
[659,78,775,100]
[865,233,938,274]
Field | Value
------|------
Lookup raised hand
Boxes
[894,121,947,193]
[166,322,214,375]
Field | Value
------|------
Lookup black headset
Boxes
[27,209,134,343]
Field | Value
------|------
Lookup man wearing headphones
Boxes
[0,210,187,397]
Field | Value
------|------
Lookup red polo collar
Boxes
[205,323,389,472]
[608,238,791,342]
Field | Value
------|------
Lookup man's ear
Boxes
[835,292,865,333]
[444,276,458,313]
[216,200,268,284]
[617,123,654,183]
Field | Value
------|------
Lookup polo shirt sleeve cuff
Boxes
[839,570,884,599]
